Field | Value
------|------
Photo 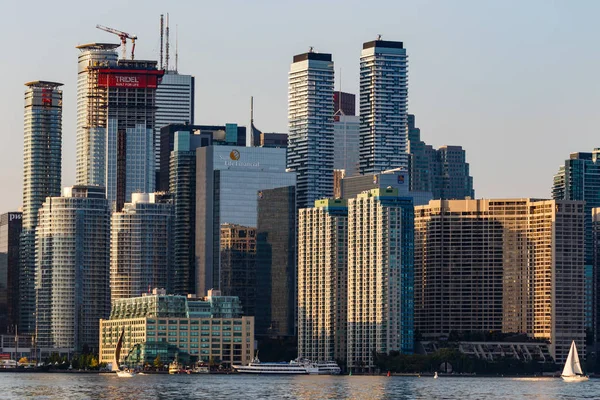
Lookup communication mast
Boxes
[159,15,164,70]
[96,24,138,60]
[165,14,170,71]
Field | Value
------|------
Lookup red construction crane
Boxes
[96,24,138,60]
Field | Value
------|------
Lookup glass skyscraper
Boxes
[195,146,296,299]
[0,212,22,333]
[359,39,408,175]
[20,81,63,334]
[288,50,334,209]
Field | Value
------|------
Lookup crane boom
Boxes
[96,24,138,60]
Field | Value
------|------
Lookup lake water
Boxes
[0,373,598,399]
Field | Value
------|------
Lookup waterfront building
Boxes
[341,168,432,206]
[407,114,474,199]
[76,43,163,210]
[0,212,22,333]
[359,39,408,174]
[195,146,295,298]
[220,224,257,317]
[158,123,247,192]
[154,72,195,185]
[333,112,360,178]
[256,186,296,337]
[288,50,334,209]
[35,186,110,353]
[414,199,585,363]
[99,289,254,367]
[347,188,415,371]
[110,193,173,301]
[553,150,600,335]
[334,91,355,117]
[298,199,348,364]
[20,81,63,334]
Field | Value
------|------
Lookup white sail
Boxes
[562,341,575,376]
[571,341,584,375]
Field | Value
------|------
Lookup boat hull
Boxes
[562,375,589,382]
[116,371,135,378]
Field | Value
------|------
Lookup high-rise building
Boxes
[553,150,600,335]
[20,81,63,334]
[76,43,164,210]
[155,72,195,184]
[0,212,22,333]
[359,39,408,175]
[110,193,173,301]
[220,224,256,316]
[288,50,334,209]
[298,199,348,364]
[333,112,360,178]
[341,168,432,206]
[35,186,110,353]
[407,114,474,199]
[347,188,414,371]
[158,123,247,192]
[334,91,356,116]
[256,186,296,337]
[414,199,585,363]
[195,146,296,298]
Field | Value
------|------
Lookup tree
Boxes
[18,357,28,365]
[90,356,99,369]
[154,355,163,369]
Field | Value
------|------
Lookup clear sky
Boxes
[1,0,599,212]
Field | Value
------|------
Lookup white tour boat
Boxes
[314,361,341,375]
[233,357,318,375]
[561,340,588,382]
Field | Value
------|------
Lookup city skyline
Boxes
[2,1,599,212]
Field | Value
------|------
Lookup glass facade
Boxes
[0,213,22,333]
[333,114,360,178]
[195,146,296,298]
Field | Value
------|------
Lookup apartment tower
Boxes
[359,39,408,174]
[20,81,63,334]
[288,50,334,209]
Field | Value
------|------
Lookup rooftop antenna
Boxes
[165,13,170,72]
[251,96,254,126]
[159,14,164,70]
[175,24,179,73]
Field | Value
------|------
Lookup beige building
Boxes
[297,199,348,364]
[414,199,585,363]
[99,291,254,367]
[347,188,414,371]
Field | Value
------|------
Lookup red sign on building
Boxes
[98,69,163,89]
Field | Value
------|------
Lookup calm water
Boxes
[0,373,598,399]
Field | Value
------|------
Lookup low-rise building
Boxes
[99,289,254,367]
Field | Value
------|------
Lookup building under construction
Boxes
[76,43,164,211]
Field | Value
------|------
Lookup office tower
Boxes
[155,72,195,184]
[158,123,247,192]
[110,193,173,301]
[196,146,296,298]
[333,170,345,199]
[0,213,22,333]
[333,111,360,178]
[259,133,288,148]
[20,81,63,334]
[407,114,474,199]
[334,91,356,116]
[298,199,348,364]
[553,150,600,335]
[347,188,414,371]
[76,43,163,210]
[99,289,254,366]
[256,186,296,337]
[341,168,432,206]
[414,199,585,363]
[35,186,110,353]
[359,39,408,175]
[220,224,256,316]
[288,50,335,209]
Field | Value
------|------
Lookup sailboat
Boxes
[113,328,135,378]
[561,340,588,382]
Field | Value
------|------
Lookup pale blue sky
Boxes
[1,0,599,212]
